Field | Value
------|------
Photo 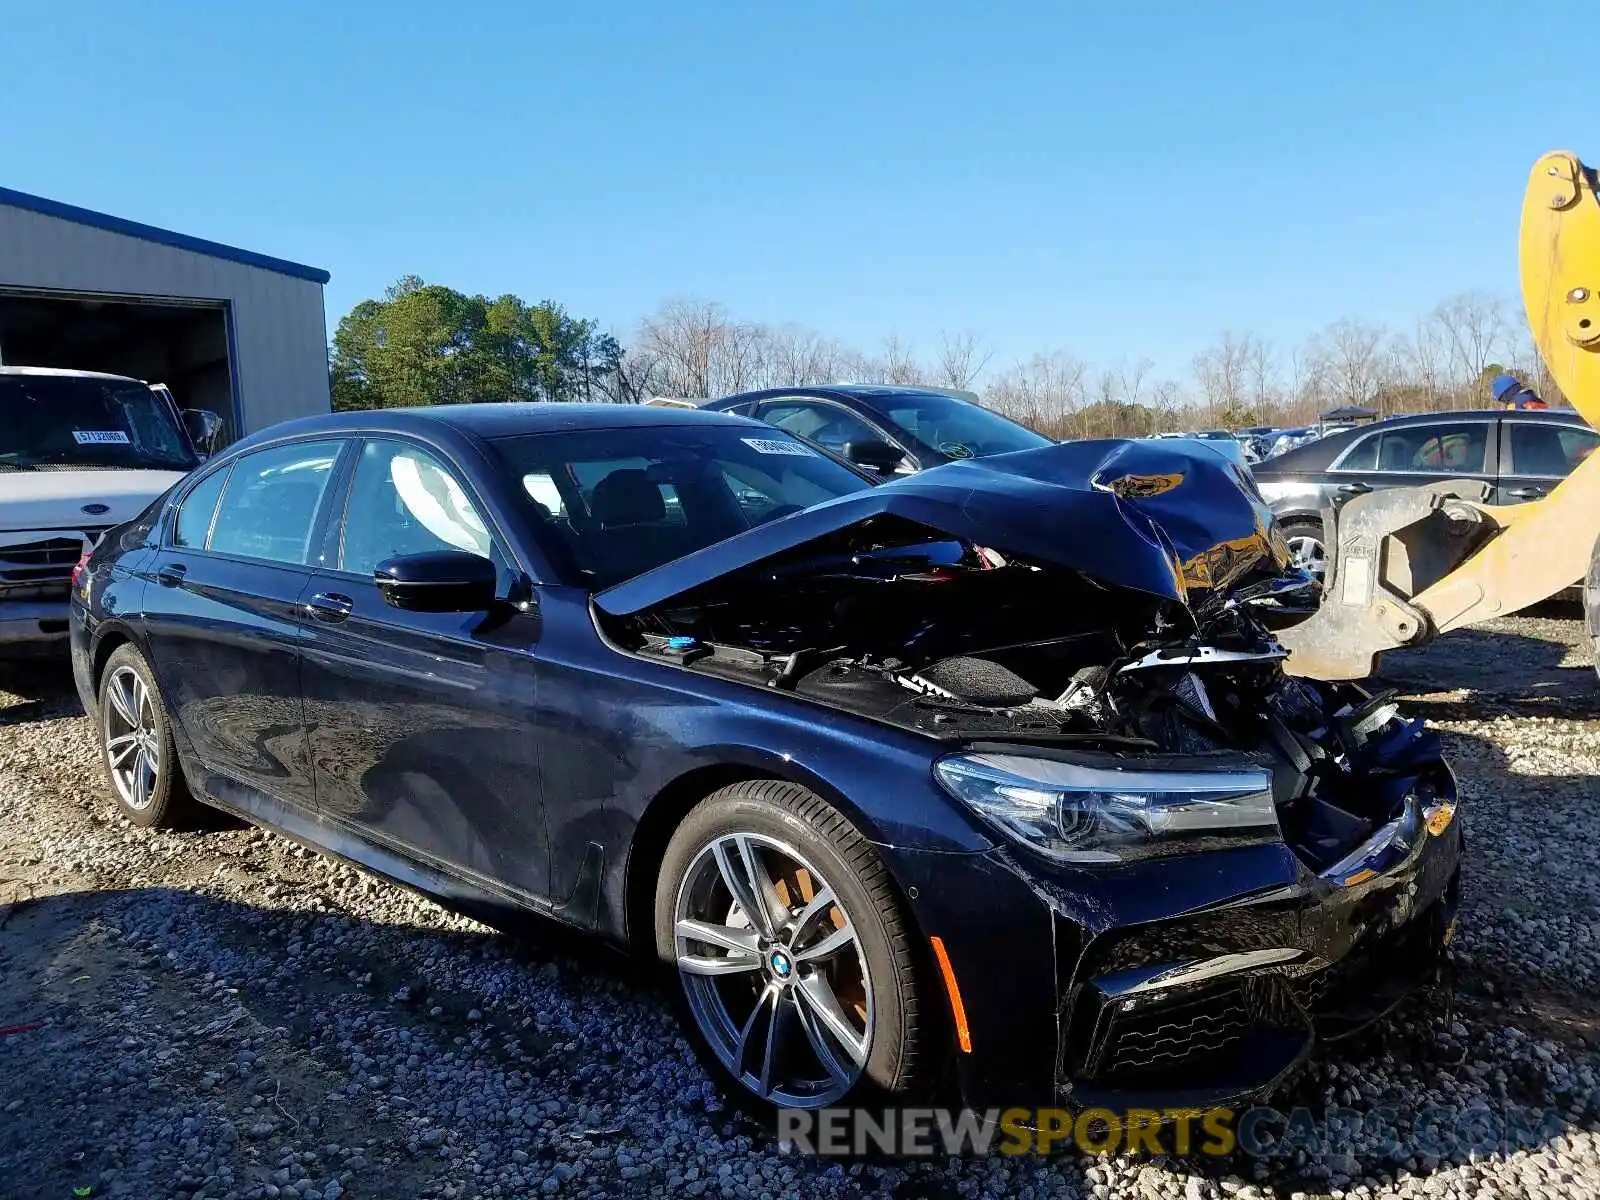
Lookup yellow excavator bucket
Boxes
[1278,150,1600,679]
[1521,151,1600,428]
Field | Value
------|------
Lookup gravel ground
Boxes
[1,615,1598,1200]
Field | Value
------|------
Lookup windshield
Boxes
[491,424,876,588]
[0,376,198,471]
[879,392,1051,459]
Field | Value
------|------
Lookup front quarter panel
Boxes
[526,588,994,939]
[70,522,158,716]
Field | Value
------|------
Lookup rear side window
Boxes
[760,401,881,451]
[208,441,342,565]
[1509,422,1600,476]
[1340,423,1489,474]
[173,465,231,549]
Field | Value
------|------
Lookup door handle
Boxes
[156,563,188,588]
[1505,486,1546,500]
[1335,482,1372,496]
[305,591,354,623]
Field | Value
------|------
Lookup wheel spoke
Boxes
[734,983,778,1084]
[760,989,789,1097]
[794,920,857,963]
[132,750,152,809]
[676,917,760,958]
[794,973,868,1069]
[106,732,139,767]
[712,837,779,938]
[790,886,837,941]
[107,674,136,726]
[679,953,762,977]
[793,988,857,1088]
[676,915,762,977]
[133,676,150,730]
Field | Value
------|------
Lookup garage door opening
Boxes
[0,291,238,443]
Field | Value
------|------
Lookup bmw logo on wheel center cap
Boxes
[769,949,793,979]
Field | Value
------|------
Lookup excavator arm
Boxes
[1278,150,1600,680]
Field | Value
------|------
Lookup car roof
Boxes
[710,384,972,406]
[0,365,146,383]
[234,402,759,450]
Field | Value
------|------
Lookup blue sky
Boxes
[1,2,1591,379]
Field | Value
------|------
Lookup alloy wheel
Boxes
[104,665,160,811]
[1287,534,1326,581]
[673,832,873,1108]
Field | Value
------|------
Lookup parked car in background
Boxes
[1254,408,1599,580]
[1,366,220,651]
[701,384,1052,475]
[70,403,1459,1118]
[1266,427,1317,458]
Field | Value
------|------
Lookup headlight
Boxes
[933,752,1278,864]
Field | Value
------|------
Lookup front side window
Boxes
[208,441,341,565]
[490,424,874,588]
[1509,421,1600,476]
[0,375,198,472]
[340,440,492,575]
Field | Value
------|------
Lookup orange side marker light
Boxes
[929,935,972,1054]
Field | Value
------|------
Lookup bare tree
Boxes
[985,350,1090,437]
[1434,291,1510,401]
[1113,356,1153,407]
[1311,318,1392,410]
[1192,332,1256,425]
[865,334,923,386]
[633,298,735,398]
[931,331,994,391]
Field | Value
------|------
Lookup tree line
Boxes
[331,279,1561,437]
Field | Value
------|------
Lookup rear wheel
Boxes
[98,643,196,829]
[654,780,927,1113]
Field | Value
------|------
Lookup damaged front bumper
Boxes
[885,783,1462,1113]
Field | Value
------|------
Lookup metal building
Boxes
[0,186,331,444]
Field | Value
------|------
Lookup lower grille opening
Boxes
[1096,985,1252,1080]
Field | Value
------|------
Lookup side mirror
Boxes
[374,551,497,613]
[843,439,906,473]
[182,409,224,458]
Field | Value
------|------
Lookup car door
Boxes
[1324,418,1498,508]
[140,438,346,812]
[1496,417,1600,505]
[297,436,551,902]
[754,397,917,473]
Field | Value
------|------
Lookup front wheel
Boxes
[1280,518,1327,584]
[654,780,929,1113]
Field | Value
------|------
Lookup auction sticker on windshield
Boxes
[742,437,815,457]
[71,430,131,445]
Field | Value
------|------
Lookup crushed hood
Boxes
[595,439,1288,617]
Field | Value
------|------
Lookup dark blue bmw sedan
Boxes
[69,403,1461,1118]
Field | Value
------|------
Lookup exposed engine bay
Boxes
[593,441,1453,871]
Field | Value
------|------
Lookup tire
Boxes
[1280,518,1328,585]
[654,779,928,1115]
[97,643,197,829]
